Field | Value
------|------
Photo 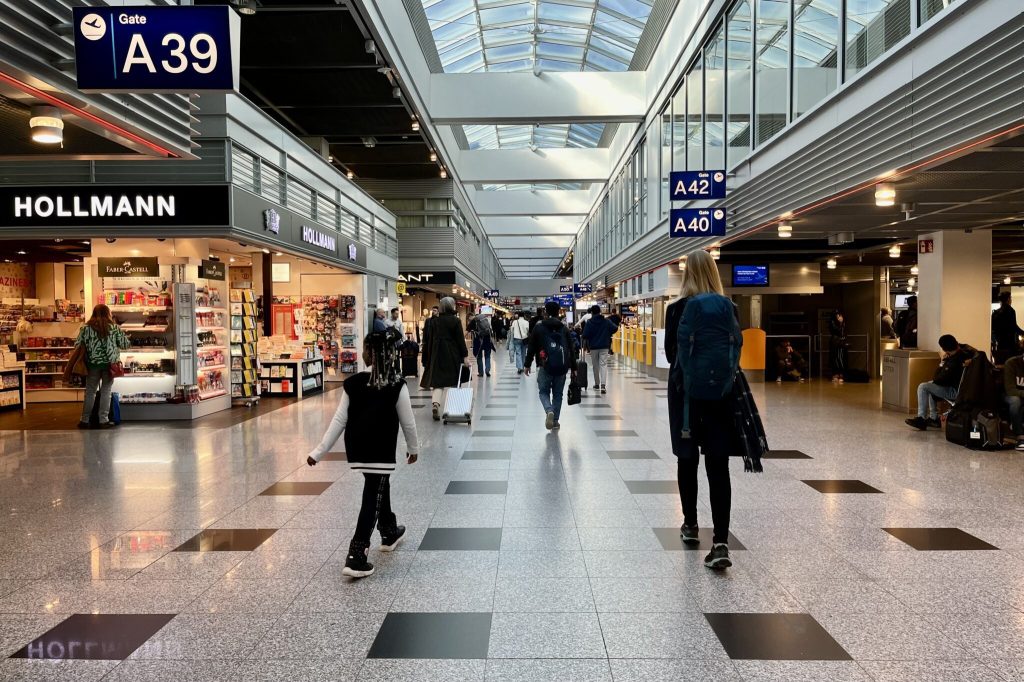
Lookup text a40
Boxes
[123,32,218,74]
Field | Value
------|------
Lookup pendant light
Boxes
[29,106,64,144]
[826,257,837,270]
[910,264,919,275]
[888,244,901,258]
[875,183,896,207]
[777,222,792,239]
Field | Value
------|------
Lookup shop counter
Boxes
[882,349,940,414]
[0,368,26,412]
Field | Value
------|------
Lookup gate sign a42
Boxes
[670,170,727,200]
[72,6,240,92]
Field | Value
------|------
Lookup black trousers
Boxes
[352,473,396,545]
[667,376,733,545]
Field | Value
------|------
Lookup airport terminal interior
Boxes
[0,0,1023,679]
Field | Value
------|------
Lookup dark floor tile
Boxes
[633,381,660,384]
[643,387,666,391]
[462,451,512,460]
[445,481,509,495]
[418,528,503,551]
[883,527,998,551]
[596,430,638,437]
[606,450,661,460]
[802,480,883,494]
[653,527,746,551]
[480,416,515,421]
[10,614,175,660]
[173,528,277,552]
[586,415,622,421]
[625,480,678,494]
[582,404,612,409]
[487,403,518,408]
[704,613,851,661]
[368,613,492,659]
[260,481,334,496]
[762,450,813,459]
[473,430,515,437]
[319,452,347,462]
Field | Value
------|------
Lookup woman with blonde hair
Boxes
[75,304,130,428]
[663,249,738,569]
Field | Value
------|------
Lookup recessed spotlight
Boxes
[411,120,420,132]
[229,257,236,263]
[347,170,355,179]
[429,152,437,162]
[440,169,447,179]
[262,248,270,254]
[1005,275,1012,285]
[777,222,792,238]
[16,250,26,255]
[275,251,283,256]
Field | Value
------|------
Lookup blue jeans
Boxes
[512,338,526,370]
[537,368,567,420]
[476,347,492,375]
[1005,395,1024,436]
[916,381,957,419]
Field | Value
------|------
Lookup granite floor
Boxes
[1,350,1023,680]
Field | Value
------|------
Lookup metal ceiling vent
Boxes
[828,232,855,246]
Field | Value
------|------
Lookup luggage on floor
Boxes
[459,364,472,385]
[945,408,981,449]
[443,372,474,425]
[401,340,419,377]
[974,411,1005,449]
[567,376,582,405]
[576,359,588,389]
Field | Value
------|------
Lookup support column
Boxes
[917,231,992,353]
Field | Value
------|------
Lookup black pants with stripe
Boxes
[352,473,396,545]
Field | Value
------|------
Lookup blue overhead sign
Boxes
[669,208,727,238]
[546,295,575,307]
[484,289,500,298]
[574,283,594,294]
[559,285,572,293]
[72,6,240,93]
[670,170,727,201]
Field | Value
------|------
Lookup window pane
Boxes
[727,0,752,165]
[672,83,686,172]
[705,26,726,170]
[686,61,703,170]
[660,104,671,217]
[845,0,911,79]
[793,0,839,118]
[920,0,959,22]
[755,0,789,145]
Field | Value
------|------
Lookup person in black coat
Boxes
[420,297,470,421]
[828,310,847,382]
[992,291,1024,365]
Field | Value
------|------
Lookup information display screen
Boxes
[732,265,769,287]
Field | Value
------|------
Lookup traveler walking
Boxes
[528,306,544,335]
[306,332,419,578]
[1002,352,1024,449]
[524,301,577,430]
[581,305,618,394]
[828,309,847,382]
[420,297,471,421]
[492,315,505,345]
[74,304,131,429]
[905,334,976,430]
[664,250,741,569]
[992,291,1024,365]
[509,311,530,374]
[473,328,495,377]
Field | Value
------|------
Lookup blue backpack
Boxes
[541,324,570,376]
[676,293,742,434]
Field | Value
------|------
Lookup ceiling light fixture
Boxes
[429,152,437,162]
[777,222,793,238]
[275,252,283,256]
[826,257,837,270]
[29,105,64,144]
[411,120,420,132]
[1005,275,1013,285]
[908,277,916,287]
[261,248,270,254]
[875,182,896,207]
[229,257,236,263]
[440,168,447,179]
[889,244,901,258]
[709,246,721,260]
[235,0,256,15]
[910,264,919,275]
[346,170,354,180]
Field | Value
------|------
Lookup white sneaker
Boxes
[1016,439,1024,451]
[545,411,555,430]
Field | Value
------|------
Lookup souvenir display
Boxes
[230,288,260,402]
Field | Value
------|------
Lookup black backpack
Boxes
[541,324,570,376]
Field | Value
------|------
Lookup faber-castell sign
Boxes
[0,185,230,227]
[300,225,337,253]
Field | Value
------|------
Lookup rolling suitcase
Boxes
[443,371,474,425]
[576,359,589,390]
[401,340,419,377]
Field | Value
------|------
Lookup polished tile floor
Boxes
[2,351,1024,680]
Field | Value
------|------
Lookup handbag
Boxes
[109,361,125,378]
[64,345,88,381]
[566,375,581,405]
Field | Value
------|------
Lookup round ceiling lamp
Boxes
[29,105,64,144]
[888,244,901,258]
[875,183,896,207]
[826,257,837,270]
[777,222,792,238]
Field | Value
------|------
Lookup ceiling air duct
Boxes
[827,232,855,246]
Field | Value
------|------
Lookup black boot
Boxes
[342,540,374,578]
[379,524,406,552]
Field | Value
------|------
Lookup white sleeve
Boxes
[306,391,350,462]
[396,383,420,455]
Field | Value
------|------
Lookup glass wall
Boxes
[921,0,959,22]
[793,0,840,118]
[845,0,911,79]
[686,61,704,169]
[727,0,753,165]
[705,26,727,170]
[672,86,687,173]
[660,103,671,218]
[755,0,789,145]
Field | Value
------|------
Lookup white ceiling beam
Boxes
[457,148,611,183]
[489,235,574,248]
[481,216,582,236]
[428,71,646,124]
[470,189,594,216]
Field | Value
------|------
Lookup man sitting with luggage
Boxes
[774,339,807,382]
[906,334,976,430]
[1002,352,1024,450]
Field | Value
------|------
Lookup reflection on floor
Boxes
[1,352,1023,680]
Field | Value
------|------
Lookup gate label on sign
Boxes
[670,170,727,200]
[669,208,727,238]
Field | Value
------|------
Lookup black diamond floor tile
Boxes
[10,614,176,660]
[625,480,678,494]
[802,480,883,494]
[418,528,503,551]
[883,527,998,550]
[445,481,508,495]
[606,450,661,460]
[704,613,851,661]
[653,527,746,551]
[762,450,813,459]
[173,528,277,552]
[368,613,492,659]
[260,481,333,496]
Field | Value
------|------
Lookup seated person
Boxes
[774,339,807,382]
[1003,353,1024,450]
[906,334,976,430]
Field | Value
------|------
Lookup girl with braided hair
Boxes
[305,329,419,578]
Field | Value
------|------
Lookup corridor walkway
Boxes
[1,352,1023,680]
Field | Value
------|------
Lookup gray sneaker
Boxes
[704,543,731,569]
[545,411,555,430]
[680,525,700,545]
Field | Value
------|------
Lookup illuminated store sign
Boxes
[300,225,337,252]
[0,185,230,227]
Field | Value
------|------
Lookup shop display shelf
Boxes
[120,398,168,404]
[123,348,172,353]
[25,359,68,363]
[120,372,173,378]
[194,307,226,312]
[24,372,65,376]
[197,326,225,332]
[22,346,75,350]
[123,326,170,333]
[197,364,226,371]
[198,389,227,400]
[1,386,22,393]
[108,306,173,312]
[27,387,83,391]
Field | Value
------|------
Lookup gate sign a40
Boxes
[669,170,727,200]
[669,208,727,238]
[72,6,240,92]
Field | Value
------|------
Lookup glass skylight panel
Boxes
[423,0,475,23]
[487,43,534,60]
[478,3,534,25]
[538,2,596,24]
[586,51,627,71]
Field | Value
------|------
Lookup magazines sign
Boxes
[98,257,160,277]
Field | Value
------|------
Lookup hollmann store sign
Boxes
[0,186,230,227]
